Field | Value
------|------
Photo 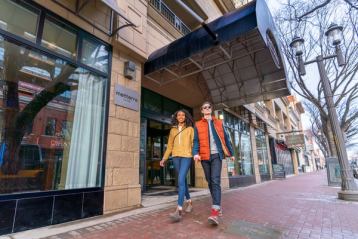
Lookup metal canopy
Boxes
[144,0,290,107]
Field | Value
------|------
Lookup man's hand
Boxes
[159,159,165,167]
[230,156,235,162]
[194,155,201,163]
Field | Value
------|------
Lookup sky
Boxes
[265,0,358,157]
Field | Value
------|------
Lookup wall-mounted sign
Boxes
[114,84,139,111]
[286,134,305,148]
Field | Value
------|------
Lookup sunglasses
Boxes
[202,105,212,110]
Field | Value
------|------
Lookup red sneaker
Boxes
[208,208,220,225]
[219,208,223,217]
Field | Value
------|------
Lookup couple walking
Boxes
[159,101,234,225]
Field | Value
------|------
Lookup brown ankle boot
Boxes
[169,208,182,222]
[184,200,193,213]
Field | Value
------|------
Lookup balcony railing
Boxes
[232,0,252,8]
[149,0,191,35]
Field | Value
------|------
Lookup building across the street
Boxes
[0,0,310,235]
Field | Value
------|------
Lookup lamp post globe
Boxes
[325,23,345,66]
[325,23,343,46]
[289,36,305,56]
[290,36,306,75]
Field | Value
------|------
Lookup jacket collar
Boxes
[201,116,217,122]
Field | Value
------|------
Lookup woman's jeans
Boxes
[173,157,192,207]
[201,153,222,209]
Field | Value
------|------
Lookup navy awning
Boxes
[144,0,290,107]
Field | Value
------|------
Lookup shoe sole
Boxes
[208,217,219,225]
[170,216,182,223]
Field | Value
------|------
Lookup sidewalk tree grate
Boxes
[225,220,282,239]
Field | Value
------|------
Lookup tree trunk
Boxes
[322,116,338,157]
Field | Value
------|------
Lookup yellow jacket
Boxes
[163,126,194,160]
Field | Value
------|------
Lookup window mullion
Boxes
[36,9,46,45]
[76,31,83,64]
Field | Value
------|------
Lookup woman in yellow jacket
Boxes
[160,109,194,222]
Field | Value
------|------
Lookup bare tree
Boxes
[303,101,329,158]
[275,0,358,157]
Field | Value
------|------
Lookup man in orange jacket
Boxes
[193,101,234,225]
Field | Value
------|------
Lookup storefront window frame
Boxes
[0,0,112,195]
[222,110,254,177]
[255,128,270,176]
[0,0,110,80]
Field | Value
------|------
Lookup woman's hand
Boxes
[194,155,201,163]
[159,159,166,167]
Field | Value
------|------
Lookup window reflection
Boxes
[41,17,77,59]
[256,129,269,175]
[45,118,56,136]
[0,0,38,42]
[0,37,106,194]
[224,111,253,177]
[81,39,108,73]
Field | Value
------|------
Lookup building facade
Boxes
[0,0,303,235]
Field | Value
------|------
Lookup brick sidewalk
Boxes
[14,171,358,239]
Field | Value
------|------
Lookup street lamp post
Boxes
[290,23,358,201]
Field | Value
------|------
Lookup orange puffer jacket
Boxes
[194,117,231,160]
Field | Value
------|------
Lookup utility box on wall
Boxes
[124,61,136,80]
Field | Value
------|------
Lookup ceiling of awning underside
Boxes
[144,28,289,107]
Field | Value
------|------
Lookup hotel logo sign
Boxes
[115,84,139,111]
[266,31,281,69]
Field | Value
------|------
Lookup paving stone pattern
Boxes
[44,171,358,239]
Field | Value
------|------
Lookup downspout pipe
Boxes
[174,0,219,44]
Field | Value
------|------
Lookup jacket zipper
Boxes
[179,129,181,145]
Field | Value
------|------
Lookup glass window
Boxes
[142,89,161,114]
[0,0,39,42]
[224,115,253,177]
[240,133,253,175]
[81,38,109,73]
[256,129,269,175]
[60,120,72,138]
[163,98,178,117]
[0,37,107,194]
[41,16,77,59]
[45,118,56,136]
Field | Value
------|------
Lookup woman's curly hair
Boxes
[171,109,194,127]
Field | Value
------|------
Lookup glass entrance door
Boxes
[145,120,176,188]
